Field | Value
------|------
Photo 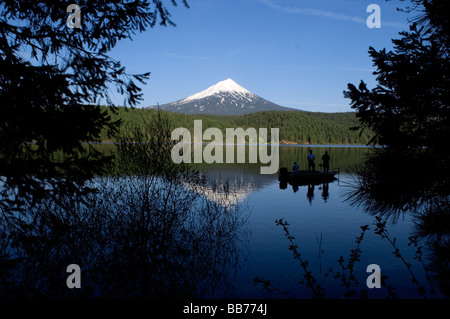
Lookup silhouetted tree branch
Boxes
[0,0,189,209]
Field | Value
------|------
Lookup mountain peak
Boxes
[148,78,295,115]
[181,78,252,102]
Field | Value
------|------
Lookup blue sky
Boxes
[110,0,411,112]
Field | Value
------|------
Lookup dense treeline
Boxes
[100,107,372,145]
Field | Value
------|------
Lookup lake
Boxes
[197,145,444,299]
[0,144,445,299]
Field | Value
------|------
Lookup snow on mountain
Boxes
[181,78,252,102]
[148,78,295,115]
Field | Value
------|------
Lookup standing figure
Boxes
[321,151,330,173]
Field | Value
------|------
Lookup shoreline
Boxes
[83,141,373,148]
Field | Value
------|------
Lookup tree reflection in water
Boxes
[347,147,450,298]
[259,147,448,299]
[0,118,249,299]
[0,169,249,299]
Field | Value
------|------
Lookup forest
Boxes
[100,107,372,145]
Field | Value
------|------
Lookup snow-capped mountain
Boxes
[148,78,295,115]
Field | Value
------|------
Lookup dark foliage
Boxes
[345,0,449,155]
[0,0,189,206]
[343,0,450,299]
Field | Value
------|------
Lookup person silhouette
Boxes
[307,150,315,172]
[293,162,299,172]
[321,151,330,173]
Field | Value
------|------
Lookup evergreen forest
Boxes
[101,107,372,145]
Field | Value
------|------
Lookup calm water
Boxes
[1,145,445,299]
[200,146,442,299]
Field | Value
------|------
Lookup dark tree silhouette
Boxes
[344,13,449,150]
[344,0,449,194]
[0,1,189,205]
[395,0,449,47]
[345,28,449,149]
[345,1,450,297]
[344,0,450,217]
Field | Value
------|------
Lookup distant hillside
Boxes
[102,107,371,145]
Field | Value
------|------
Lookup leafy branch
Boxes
[374,216,432,298]
[274,218,327,299]
[334,225,369,298]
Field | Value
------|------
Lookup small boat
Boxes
[278,167,338,185]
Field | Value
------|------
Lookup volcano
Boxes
[148,78,295,115]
